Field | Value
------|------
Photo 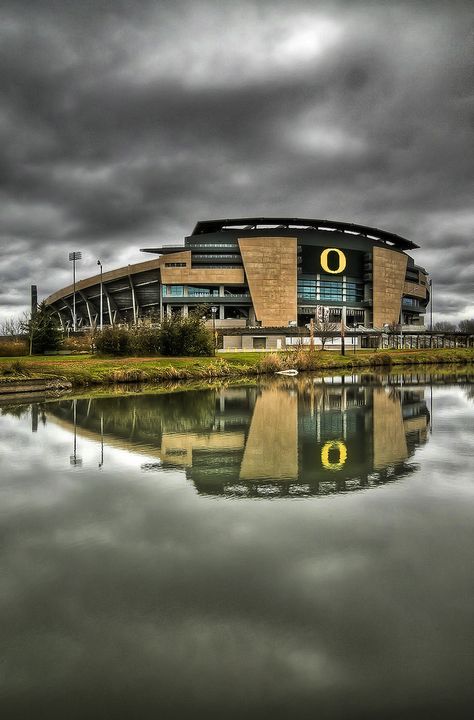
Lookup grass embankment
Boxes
[1,348,474,389]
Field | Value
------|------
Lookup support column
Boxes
[102,285,117,325]
[105,292,113,325]
[219,305,225,320]
[128,269,138,324]
[79,291,93,327]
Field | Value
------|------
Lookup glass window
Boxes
[162,285,184,297]
[188,287,219,297]
[319,276,343,301]
[298,279,317,299]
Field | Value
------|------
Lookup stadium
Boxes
[45,217,430,347]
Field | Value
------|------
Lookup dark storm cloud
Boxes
[0,0,473,320]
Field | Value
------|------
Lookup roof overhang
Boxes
[190,217,418,250]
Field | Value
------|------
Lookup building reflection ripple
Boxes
[44,375,430,498]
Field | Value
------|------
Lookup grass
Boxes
[0,348,474,388]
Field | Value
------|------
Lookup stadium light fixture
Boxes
[68,251,82,331]
[97,260,103,331]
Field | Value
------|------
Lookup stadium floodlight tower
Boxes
[68,251,82,331]
[97,259,103,331]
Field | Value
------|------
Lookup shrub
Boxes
[129,324,161,355]
[258,353,285,373]
[61,333,95,352]
[368,352,393,367]
[280,347,323,371]
[159,313,214,356]
[0,360,29,376]
[95,326,131,356]
[94,316,213,357]
[0,339,28,357]
[293,348,322,371]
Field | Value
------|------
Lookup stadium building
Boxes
[45,217,430,345]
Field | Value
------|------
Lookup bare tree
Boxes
[433,321,456,332]
[385,321,400,348]
[314,320,338,350]
[0,316,23,337]
[458,318,474,333]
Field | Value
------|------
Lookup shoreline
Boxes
[1,348,474,397]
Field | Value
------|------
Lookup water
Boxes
[1,372,473,719]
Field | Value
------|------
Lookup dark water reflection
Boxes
[0,373,473,719]
[47,375,430,497]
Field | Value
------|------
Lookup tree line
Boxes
[0,304,215,356]
[431,319,474,333]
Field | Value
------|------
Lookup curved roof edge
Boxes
[190,217,418,250]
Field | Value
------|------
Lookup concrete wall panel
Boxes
[238,236,297,327]
[372,246,408,327]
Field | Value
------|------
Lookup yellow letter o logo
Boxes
[321,440,348,471]
[320,248,346,274]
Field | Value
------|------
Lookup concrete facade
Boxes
[372,246,408,327]
[238,236,297,327]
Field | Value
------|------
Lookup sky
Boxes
[0,0,473,323]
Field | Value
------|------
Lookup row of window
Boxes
[162,285,220,297]
[162,282,364,301]
[299,307,366,324]
[188,243,239,249]
[298,278,364,302]
[193,254,242,260]
[403,297,422,308]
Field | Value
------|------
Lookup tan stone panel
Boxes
[403,281,427,299]
[238,236,297,326]
[372,388,408,468]
[372,246,408,327]
[161,431,245,467]
[160,267,244,285]
[403,416,428,434]
[240,387,298,480]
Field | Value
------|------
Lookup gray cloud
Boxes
[0,0,473,321]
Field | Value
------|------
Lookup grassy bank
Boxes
[1,348,474,388]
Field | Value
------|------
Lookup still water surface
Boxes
[1,373,473,719]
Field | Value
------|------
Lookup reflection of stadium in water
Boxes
[46,376,430,498]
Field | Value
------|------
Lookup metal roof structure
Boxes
[189,217,418,250]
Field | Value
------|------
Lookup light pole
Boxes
[340,308,345,356]
[69,251,82,331]
[69,399,82,466]
[429,278,433,331]
[97,259,103,331]
[211,305,218,355]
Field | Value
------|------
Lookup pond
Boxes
[1,372,473,719]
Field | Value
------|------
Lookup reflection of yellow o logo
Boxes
[321,440,348,471]
[320,248,346,274]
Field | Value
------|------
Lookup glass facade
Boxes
[297,276,363,303]
[162,285,184,296]
[188,287,219,297]
[161,285,220,297]
[346,281,364,302]
[319,280,343,302]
